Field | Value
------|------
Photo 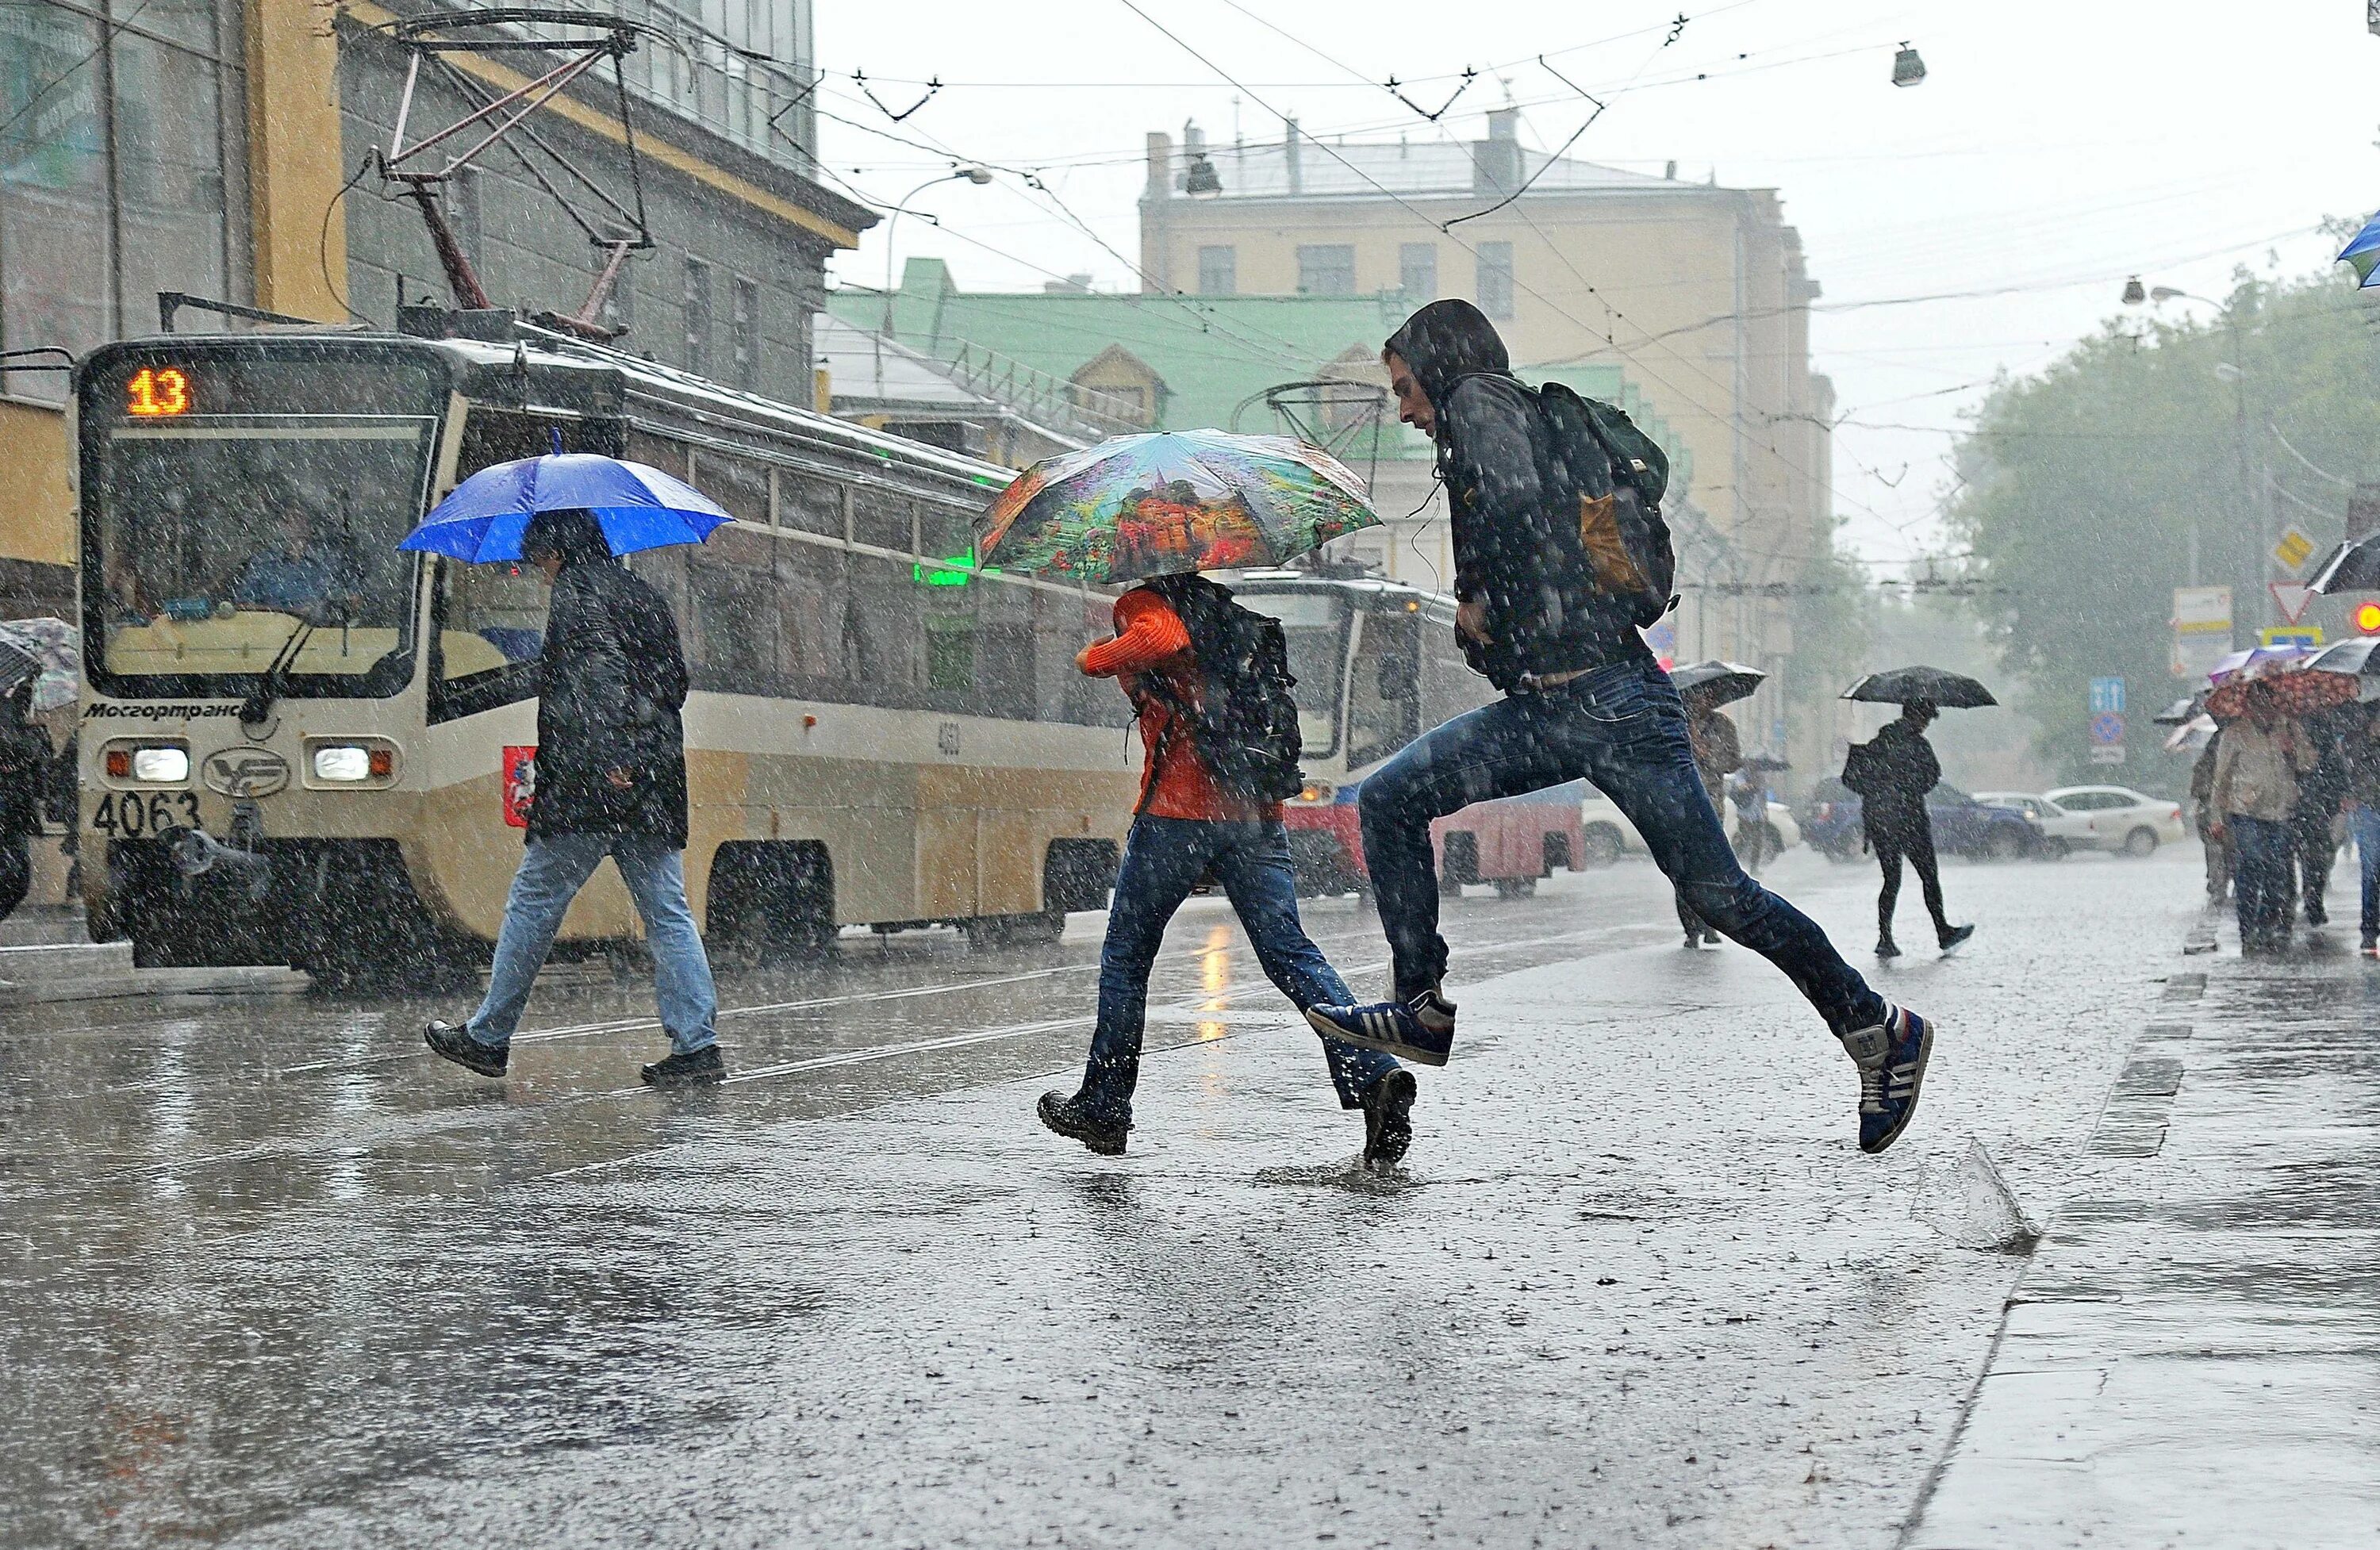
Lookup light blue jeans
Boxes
[466,833,718,1053]
[2351,804,2380,942]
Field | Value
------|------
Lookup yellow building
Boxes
[1141,110,1837,751]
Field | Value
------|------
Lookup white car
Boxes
[2042,785,2190,857]
[1579,789,1797,867]
[1974,792,2094,858]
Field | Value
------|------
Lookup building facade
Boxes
[0,0,861,620]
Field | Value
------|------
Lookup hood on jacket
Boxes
[1384,299,1512,410]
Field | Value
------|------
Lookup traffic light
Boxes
[2358,600,2380,636]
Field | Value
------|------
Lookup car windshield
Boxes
[83,351,444,696]
[1236,589,1345,758]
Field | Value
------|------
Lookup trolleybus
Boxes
[72,316,1135,980]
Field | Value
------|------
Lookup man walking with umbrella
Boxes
[1304,299,1937,1157]
[1843,696,1974,959]
[413,448,734,1087]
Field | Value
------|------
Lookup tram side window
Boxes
[1421,613,1493,724]
[780,471,845,539]
[843,550,923,692]
[685,524,777,688]
[969,573,1036,719]
[851,486,913,553]
[774,539,843,684]
[1347,612,1422,769]
[693,449,770,528]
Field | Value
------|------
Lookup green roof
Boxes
[825,259,1689,484]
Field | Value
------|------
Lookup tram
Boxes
[1232,573,1587,899]
[71,316,1135,980]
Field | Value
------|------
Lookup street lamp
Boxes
[881,166,995,337]
[2125,278,2259,613]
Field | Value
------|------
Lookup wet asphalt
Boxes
[2,846,2205,1548]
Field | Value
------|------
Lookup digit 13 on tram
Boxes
[1231,573,1589,900]
[73,321,1134,982]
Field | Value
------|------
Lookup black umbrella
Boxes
[1668,658,1766,706]
[1741,754,1791,773]
[2305,636,2380,679]
[2152,695,2202,726]
[2308,536,2380,595]
[1841,666,1998,708]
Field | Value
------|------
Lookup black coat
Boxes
[1856,720,1939,841]
[1386,302,1651,691]
[528,558,690,846]
[0,706,48,839]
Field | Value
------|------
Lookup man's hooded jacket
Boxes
[1385,299,1653,692]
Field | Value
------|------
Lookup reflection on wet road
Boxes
[2,852,2205,1546]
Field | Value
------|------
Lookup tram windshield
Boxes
[81,351,444,696]
[1236,588,1345,758]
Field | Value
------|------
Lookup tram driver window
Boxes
[436,557,550,707]
[1346,612,1422,769]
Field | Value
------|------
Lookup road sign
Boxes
[2263,625,2324,650]
[2274,525,2317,578]
[2090,746,2127,765]
[2088,712,2125,745]
[2173,585,2233,632]
[2271,581,2315,623]
[2087,676,2126,714]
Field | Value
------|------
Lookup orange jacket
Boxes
[1080,587,1279,823]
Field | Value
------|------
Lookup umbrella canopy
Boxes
[1841,666,1997,708]
[1668,659,1765,707]
[2339,211,2380,289]
[398,453,732,564]
[1740,753,1791,773]
[974,430,1379,583]
[2305,636,2380,677]
[0,617,78,712]
[2307,534,2380,594]
[2205,667,2359,721]
[2163,713,2218,754]
[2206,643,2307,683]
[2152,695,2202,727]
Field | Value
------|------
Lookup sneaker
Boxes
[2360,937,2378,959]
[2307,902,2328,928]
[424,1019,507,1078]
[1038,1088,1129,1155]
[1683,930,1702,950]
[1939,923,1975,953]
[1875,938,1902,960]
[640,1045,726,1087]
[1361,1069,1418,1168]
[1306,988,1457,1068]
[1841,1007,1933,1155]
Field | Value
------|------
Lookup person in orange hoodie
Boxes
[1037,576,1417,1166]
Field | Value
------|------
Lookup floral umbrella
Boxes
[975,430,1379,583]
[2205,666,2360,721]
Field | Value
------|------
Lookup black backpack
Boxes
[1534,381,1678,628]
[1136,575,1304,807]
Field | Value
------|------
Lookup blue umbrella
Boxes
[2340,211,2380,289]
[398,452,732,562]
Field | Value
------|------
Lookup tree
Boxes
[1944,265,2380,785]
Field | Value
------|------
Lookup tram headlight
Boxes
[311,745,375,783]
[129,746,190,784]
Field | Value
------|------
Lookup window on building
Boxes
[682,256,712,376]
[1476,240,1515,320]
[1399,243,1438,301]
[1,0,238,403]
[1196,244,1236,297]
[1296,244,1356,296]
[731,275,759,389]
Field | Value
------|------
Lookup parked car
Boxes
[1801,779,2044,862]
[2042,785,2189,857]
[1577,788,1798,868]
[1973,791,2091,858]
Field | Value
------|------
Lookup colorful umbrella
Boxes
[2205,666,2359,720]
[2339,211,2380,289]
[399,453,731,564]
[974,430,1379,583]
[0,617,78,712]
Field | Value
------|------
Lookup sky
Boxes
[808,1,2380,575]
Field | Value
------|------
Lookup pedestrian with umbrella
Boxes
[1667,660,1758,946]
[2340,704,2380,956]
[1303,300,1937,1159]
[981,430,1420,1167]
[2208,675,2327,953]
[1841,668,1986,960]
[413,450,732,1087]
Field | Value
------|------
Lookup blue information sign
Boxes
[2088,677,2126,715]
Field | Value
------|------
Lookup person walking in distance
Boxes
[2290,704,2349,929]
[424,508,723,1086]
[2208,680,2317,954]
[2341,706,2380,957]
[1676,685,1741,948]
[1845,701,1974,959]
[1304,299,1937,1156]
[1037,573,1417,1166]
[2190,726,2232,904]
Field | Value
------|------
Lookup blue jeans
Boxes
[1359,658,1887,1038]
[2350,805,2380,940]
[468,832,718,1053]
[2229,815,2294,943]
[1083,816,1399,1120]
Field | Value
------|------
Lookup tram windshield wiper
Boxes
[237,608,321,734]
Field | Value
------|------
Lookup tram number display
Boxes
[125,366,193,417]
[90,790,201,836]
